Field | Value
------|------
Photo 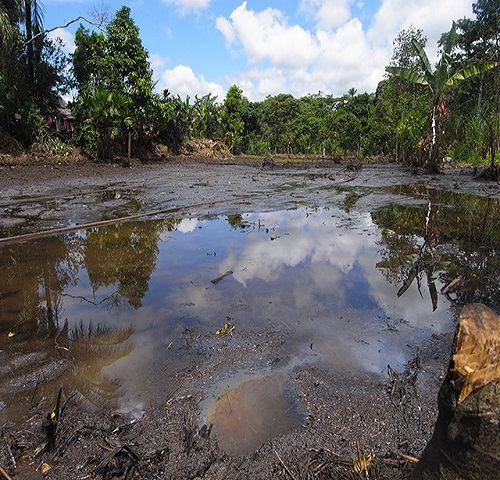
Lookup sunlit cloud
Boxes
[159,64,224,99]
[162,0,211,15]
[48,28,76,54]
[213,0,473,100]
[299,0,354,30]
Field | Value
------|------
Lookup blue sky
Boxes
[42,0,474,101]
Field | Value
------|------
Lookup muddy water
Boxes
[0,187,498,455]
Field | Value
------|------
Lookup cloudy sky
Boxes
[44,0,473,101]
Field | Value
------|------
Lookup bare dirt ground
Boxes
[0,149,499,479]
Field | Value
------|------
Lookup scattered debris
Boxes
[260,156,275,170]
[210,270,233,285]
[95,443,140,478]
[179,138,230,159]
[386,355,421,409]
[216,317,235,336]
[353,440,375,476]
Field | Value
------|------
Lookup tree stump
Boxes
[412,303,500,479]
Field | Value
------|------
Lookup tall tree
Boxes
[386,22,497,172]
[221,85,245,153]
[24,0,44,88]
[72,6,158,159]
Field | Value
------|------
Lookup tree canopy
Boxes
[0,1,498,170]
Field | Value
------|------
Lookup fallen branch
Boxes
[0,196,249,246]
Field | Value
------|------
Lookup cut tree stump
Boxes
[412,303,500,479]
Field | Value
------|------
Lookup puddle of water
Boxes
[201,372,303,456]
[0,191,498,451]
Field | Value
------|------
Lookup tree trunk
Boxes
[411,303,500,479]
[427,106,440,173]
[25,0,34,87]
[127,129,132,166]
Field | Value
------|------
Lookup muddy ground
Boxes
[0,153,499,479]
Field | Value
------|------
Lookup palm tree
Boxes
[81,86,131,161]
[24,0,44,87]
[386,22,497,173]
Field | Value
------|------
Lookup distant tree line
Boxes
[0,1,498,172]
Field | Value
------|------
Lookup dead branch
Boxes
[23,16,103,47]
[0,195,249,246]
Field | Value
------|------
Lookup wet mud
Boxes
[0,157,499,479]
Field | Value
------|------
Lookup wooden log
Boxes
[412,303,500,479]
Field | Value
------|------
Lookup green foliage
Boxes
[221,85,245,153]
[247,137,270,156]
[71,27,107,93]
[0,0,70,144]
[386,21,497,172]
[192,93,221,139]
[75,87,130,161]
[449,108,500,165]
[154,93,192,153]
[1,1,498,168]
[72,6,156,158]
[16,101,45,146]
[396,110,426,165]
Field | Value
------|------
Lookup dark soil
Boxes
[0,148,498,479]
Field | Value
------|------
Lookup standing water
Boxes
[0,186,498,455]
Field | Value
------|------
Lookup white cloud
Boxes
[162,0,211,15]
[48,28,76,54]
[299,0,354,30]
[368,0,473,53]
[159,64,224,100]
[225,1,320,69]
[215,16,235,48]
[237,67,288,101]
[149,53,168,71]
[213,0,474,100]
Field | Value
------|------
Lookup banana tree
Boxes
[386,22,497,173]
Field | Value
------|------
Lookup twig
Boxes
[58,290,119,306]
[275,449,298,480]
[441,275,463,294]
[398,453,419,463]
[0,464,13,480]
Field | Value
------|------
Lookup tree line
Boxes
[0,1,498,172]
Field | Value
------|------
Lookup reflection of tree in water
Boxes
[83,221,166,309]
[373,189,499,311]
[227,214,243,229]
[0,234,80,345]
[0,315,135,418]
[54,319,135,407]
[0,227,142,420]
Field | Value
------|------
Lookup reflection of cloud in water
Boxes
[356,249,453,333]
[221,209,373,286]
[176,218,199,233]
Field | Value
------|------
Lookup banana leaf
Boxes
[397,267,417,297]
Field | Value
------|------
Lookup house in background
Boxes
[51,96,76,135]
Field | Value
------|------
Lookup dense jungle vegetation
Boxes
[0,1,498,173]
